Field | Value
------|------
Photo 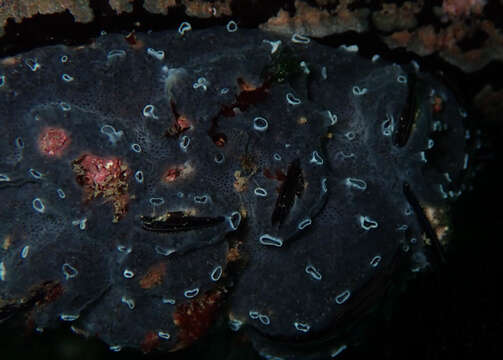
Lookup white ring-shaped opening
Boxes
[226,20,238,32]
[178,22,192,35]
[253,117,268,131]
[291,33,310,44]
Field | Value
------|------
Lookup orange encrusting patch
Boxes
[2,234,12,250]
[38,127,71,157]
[424,205,450,245]
[237,78,258,92]
[72,154,131,222]
[297,116,308,124]
[226,246,241,262]
[1,56,20,66]
[233,170,248,192]
[172,290,223,350]
[139,262,167,289]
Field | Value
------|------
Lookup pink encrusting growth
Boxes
[37,127,71,157]
[162,167,183,183]
[72,153,131,222]
[77,155,122,185]
[162,163,194,184]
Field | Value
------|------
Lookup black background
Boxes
[1,1,502,359]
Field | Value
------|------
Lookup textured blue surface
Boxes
[0,27,468,358]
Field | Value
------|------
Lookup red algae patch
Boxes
[72,153,131,222]
[38,127,71,157]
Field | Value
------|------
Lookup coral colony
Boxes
[0,25,468,358]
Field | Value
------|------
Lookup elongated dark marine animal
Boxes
[0,25,469,358]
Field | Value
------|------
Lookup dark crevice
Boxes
[393,73,417,148]
[140,212,225,233]
[230,0,294,27]
[484,0,503,28]
[414,0,445,33]
[0,178,40,189]
[0,0,224,57]
[271,159,304,226]
[457,28,489,52]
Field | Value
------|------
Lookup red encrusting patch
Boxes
[162,163,193,184]
[432,96,444,113]
[175,115,191,132]
[124,30,145,50]
[141,330,160,353]
[139,262,167,289]
[263,168,287,181]
[172,290,223,350]
[207,77,271,147]
[29,281,64,306]
[38,127,71,157]
[72,154,131,222]
[40,282,65,304]
[212,133,227,147]
[162,167,183,183]
[166,101,192,137]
